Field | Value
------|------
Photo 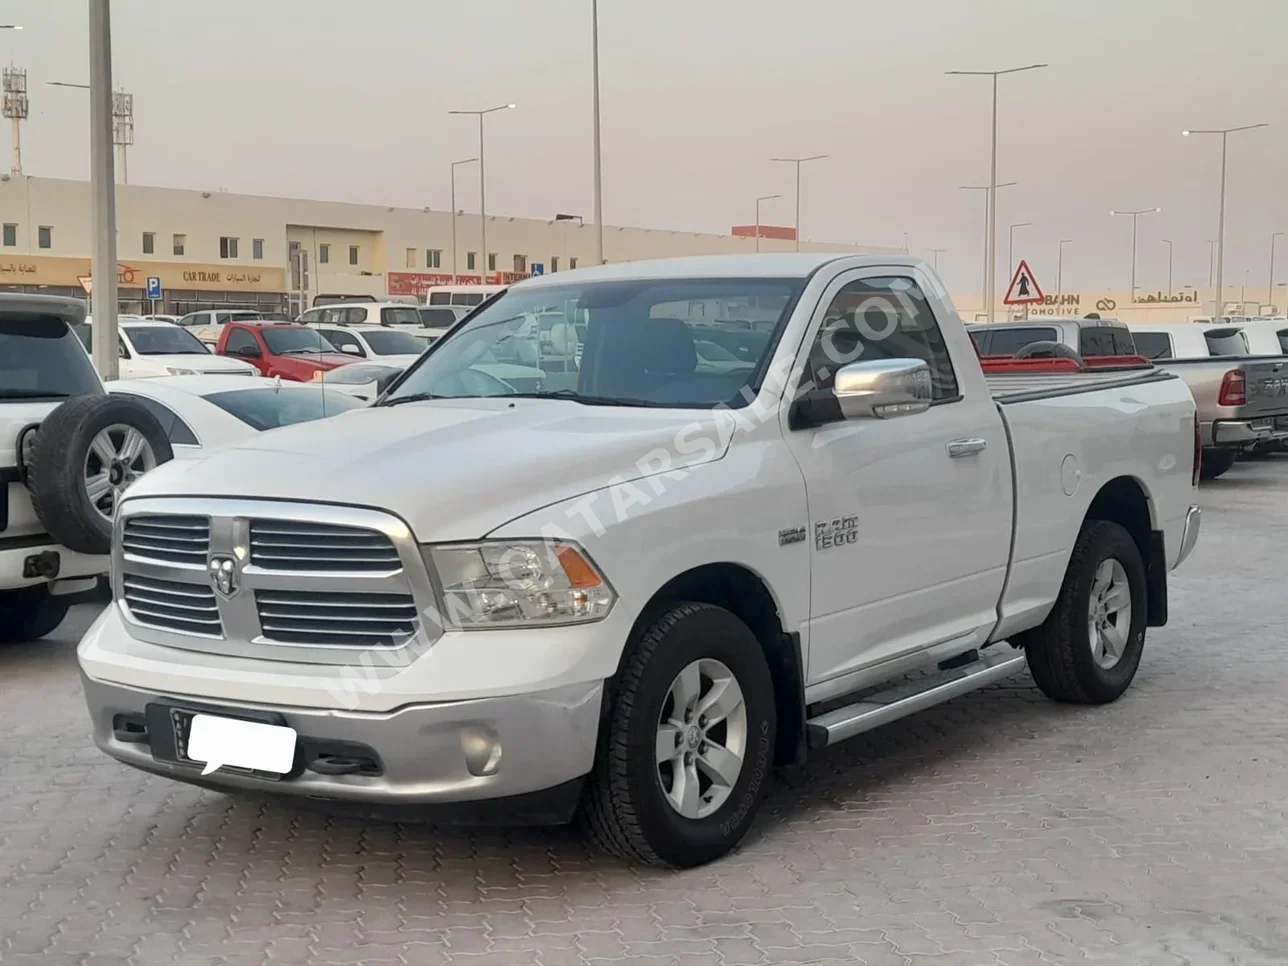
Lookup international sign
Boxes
[1003,259,1045,305]
[77,275,93,296]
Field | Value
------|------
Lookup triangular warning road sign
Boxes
[77,275,93,296]
[1003,260,1044,305]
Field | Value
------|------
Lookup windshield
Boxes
[362,329,425,356]
[380,307,422,327]
[1,315,102,400]
[383,278,804,409]
[204,387,364,430]
[262,328,337,355]
[124,325,210,355]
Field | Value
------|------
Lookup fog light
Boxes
[460,726,502,777]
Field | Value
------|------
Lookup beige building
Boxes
[0,175,890,315]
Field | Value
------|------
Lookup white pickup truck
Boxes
[78,255,1202,867]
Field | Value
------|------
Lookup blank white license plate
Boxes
[187,714,297,776]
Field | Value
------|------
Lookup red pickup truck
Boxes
[215,322,355,382]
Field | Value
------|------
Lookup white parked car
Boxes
[177,308,291,347]
[106,375,367,456]
[79,254,1201,867]
[298,303,424,330]
[76,318,258,379]
[300,322,426,369]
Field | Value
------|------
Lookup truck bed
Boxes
[986,367,1175,403]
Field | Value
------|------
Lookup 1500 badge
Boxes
[815,515,858,550]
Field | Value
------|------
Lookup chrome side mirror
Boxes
[833,359,932,419]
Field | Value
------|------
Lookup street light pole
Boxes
[770,155,827,252]
[1161,239,1173,296]
[928,248,945,272]
[1270,232,1283,308]
[961,182,1015,314]
[1183,124,1269,319]
[1057,239,1072,295]
[87,0,118,379]
[947,63,1048,321]
[449,104,514,285]
[450,157,477,284]
[1007,222,1032,281]
[590,0,604,265]
[754,193,782,253]
[1110,207,1161,305]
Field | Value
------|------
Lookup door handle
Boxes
[947,437,988,458]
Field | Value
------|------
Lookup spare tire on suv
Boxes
[26,395,174,556]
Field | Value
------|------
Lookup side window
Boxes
[215,312,234,325]
[347,307,368,324]
[224,328,259,356]
[968,329,990,355]
[299,309,321,323]
[323,329,363,355]
[113,393,199,446]
[118,337,130,359]
[804,275,958,401]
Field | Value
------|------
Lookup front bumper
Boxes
[1174,505,1201,570]
[82,674,603,815]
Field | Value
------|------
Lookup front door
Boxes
[783,268,1012,686]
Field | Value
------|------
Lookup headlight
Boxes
[166,366,198,376]
[425,539,615,629]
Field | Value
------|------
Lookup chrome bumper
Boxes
[83,675,602,808]
[1174,505,1201,570]
[1210,419,1288,446]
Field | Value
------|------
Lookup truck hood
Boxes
[125,398,732,540]
[133,354,257,375]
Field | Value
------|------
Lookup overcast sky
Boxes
[4,0,1286,297]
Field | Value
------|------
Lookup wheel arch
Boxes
[625,562,806,767]
[1082,475,1167,627]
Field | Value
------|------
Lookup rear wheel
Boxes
[1200,449,1237,480]
[1023,520,1147,704]
[579,602,777,867]
[0,586,70,644]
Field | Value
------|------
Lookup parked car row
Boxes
[967,316,1288,479]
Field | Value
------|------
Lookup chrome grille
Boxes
[122,574,222,637]
[121,515,210,565]
[255,590,419,647]
[249,520,401,572]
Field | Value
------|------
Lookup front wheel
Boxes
[1022,520,1147,704]
[579,602,777,867]
[0,586,71,644]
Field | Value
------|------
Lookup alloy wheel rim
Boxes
[655,657,748,820]
[1088,558,1132,669]
[85,424,157,523]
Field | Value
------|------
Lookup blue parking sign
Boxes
[146,276,162,299]
[530,263,545,276]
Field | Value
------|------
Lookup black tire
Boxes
[579,602,777,867]
[1022,520,1147,704]
[0,586,71,644]
[1200,449,1237,480]
[27,395,174,556]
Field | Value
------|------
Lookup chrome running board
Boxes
[805,648,1027,749]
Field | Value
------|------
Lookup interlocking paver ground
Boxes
[4,458,1288,965]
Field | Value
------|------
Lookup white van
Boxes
[424,284,506,307]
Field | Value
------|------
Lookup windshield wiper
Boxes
[506,390,654,407]
[381,392,449,407]
[0,389,71,399]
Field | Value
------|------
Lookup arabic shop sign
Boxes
[0,255,284,291]
[1024,290,1200,316]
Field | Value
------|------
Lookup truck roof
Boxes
[516,253,925,286]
